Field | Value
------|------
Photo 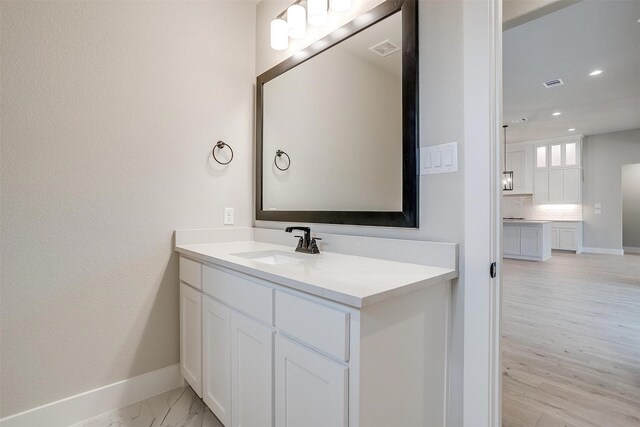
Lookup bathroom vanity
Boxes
[175,228,458,427]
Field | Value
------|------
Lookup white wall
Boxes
[255,1,466,425]
[622,163,640,249]
[582,128,640,251]
[0,0,255,417]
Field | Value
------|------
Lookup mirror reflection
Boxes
[262,11,402,212]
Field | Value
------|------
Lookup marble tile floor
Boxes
[71,386,223,427]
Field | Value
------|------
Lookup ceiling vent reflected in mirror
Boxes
[543,78,564,88]
[369,39,400,57]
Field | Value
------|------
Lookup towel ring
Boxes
[212,141,233,165]
[274,150,291,171]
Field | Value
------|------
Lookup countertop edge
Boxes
[175,245,458,309]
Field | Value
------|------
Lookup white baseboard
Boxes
[0,364,182,427]
[623,246,640,254]
[581,247,625,255]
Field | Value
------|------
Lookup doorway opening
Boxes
[501,1,640,426]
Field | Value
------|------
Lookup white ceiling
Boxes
[336,10,402,79]
[503,0,640,143]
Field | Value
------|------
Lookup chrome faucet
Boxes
[285,226,322,254]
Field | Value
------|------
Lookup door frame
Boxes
[462,0,502,426]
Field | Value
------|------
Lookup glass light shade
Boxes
[503,171,514,191]
[307,0,328,27]
[330,0,351,12]
[270,18,288,50]
[287,4,306,39]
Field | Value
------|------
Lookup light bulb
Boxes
[287,4,306,39]
[330,0,351,12]
[308,0,328,27]
[270,18,288,50]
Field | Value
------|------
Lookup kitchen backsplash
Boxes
[502,195,583,220]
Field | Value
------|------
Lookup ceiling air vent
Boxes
[369,39,400,57]
[543,78,564,88]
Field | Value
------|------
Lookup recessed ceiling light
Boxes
[589,70,603,76]
[568,128,576,132]
[552,112,562,116]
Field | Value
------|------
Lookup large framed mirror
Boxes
[256,0,418,227]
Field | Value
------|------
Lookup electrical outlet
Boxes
[224,208,234,225]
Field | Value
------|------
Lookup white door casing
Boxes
[463,0,502,426]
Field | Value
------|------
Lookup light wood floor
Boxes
[502,252,640,427]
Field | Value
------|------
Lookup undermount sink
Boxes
[231,250,310,265]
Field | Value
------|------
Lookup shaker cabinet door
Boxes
[180,282,202,397]
[203,296,232,426]
[231,311,274,427]
[275,335,348,427]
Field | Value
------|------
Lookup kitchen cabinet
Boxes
[535,138,581,170]
[534,168,581,204]
[503,221,552,261]
[178,254,451,427]
[532,137,582,205]
[506,143,533,194]
[550,221,583,253]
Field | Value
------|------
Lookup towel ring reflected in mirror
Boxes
[212,141,233,165]
[274,150,291,171]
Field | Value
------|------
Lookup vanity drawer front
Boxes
[275,291,350,362]
[180,257,202,290]
[203,265,273,325]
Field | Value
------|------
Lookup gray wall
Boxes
[583,128,640,250]
[255,1,466,425]
[0,1,255,417]
[622,164,640,249]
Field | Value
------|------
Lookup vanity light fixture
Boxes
[270,18,289,50]
[287,4,307,39]
[308,0,328,26]
[502,125,514,191]
[270,0,352,50]
[331,0,351,12]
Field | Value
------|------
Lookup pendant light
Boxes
[503,125,514,191]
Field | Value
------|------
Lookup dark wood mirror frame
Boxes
[255,0,418,228]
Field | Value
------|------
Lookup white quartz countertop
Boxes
[175,240,458,308]
[503,219,554,224]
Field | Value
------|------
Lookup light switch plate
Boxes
[420,142,458,175]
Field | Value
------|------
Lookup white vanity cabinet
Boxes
[275,334,348,427]
[178,253,451,427]
[179,257,204,397]
[180,278,202,397]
